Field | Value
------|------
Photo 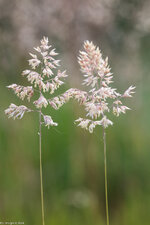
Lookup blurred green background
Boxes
[0,0,150,224]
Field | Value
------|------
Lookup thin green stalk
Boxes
[39,110,45,225]
[103,127,110,225]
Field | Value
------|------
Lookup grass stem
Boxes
[39,110,45,225]
[103,127,110,225]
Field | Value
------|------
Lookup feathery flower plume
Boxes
[5,36,68,127]
[5,36,68,225]
[72,40,136,132]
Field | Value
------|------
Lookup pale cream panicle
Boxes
[5,37,68,128]
[74,41,135,132]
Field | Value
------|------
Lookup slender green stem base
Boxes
[39,111,45,225]
[103,128,110,225]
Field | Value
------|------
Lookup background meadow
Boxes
[0,0,150,224]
